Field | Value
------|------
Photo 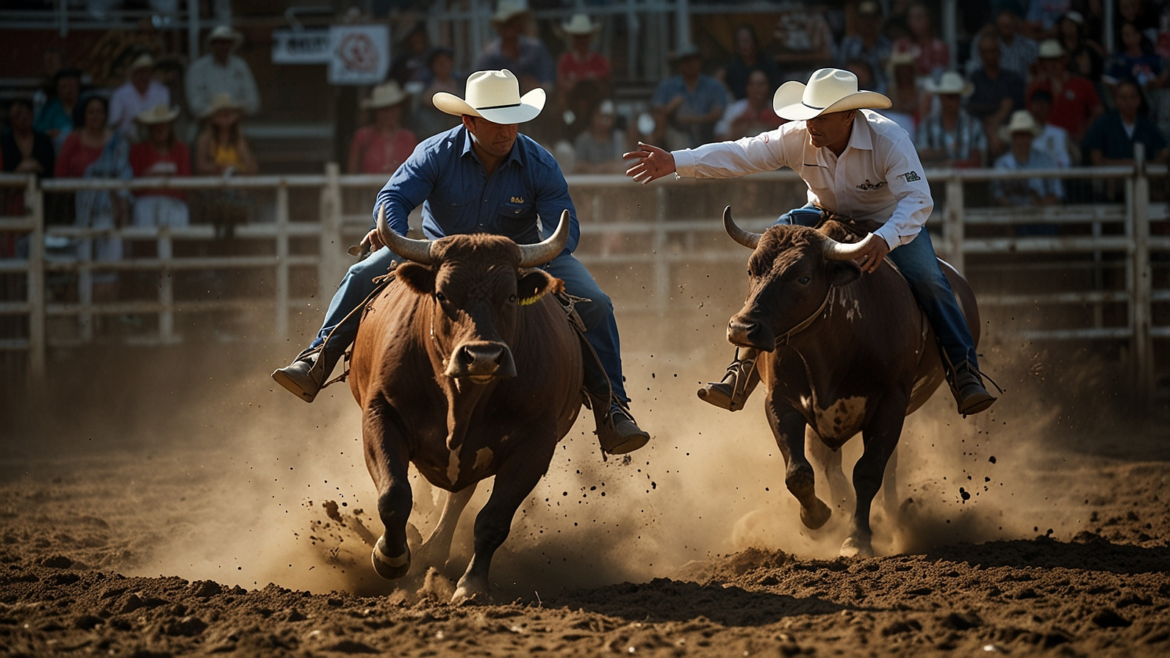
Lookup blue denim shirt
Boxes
[372,125,579,254]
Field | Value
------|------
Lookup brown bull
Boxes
[721,207,981,557]
[349,207,583,602]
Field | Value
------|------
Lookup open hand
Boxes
[622,142,676,186]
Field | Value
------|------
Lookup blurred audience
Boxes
[1058,12,1105,83]
[1024,0,1071,40]
[651,45,727,150]
[1115,0,1158,46]
[108,55,170,141]
[1028,89,1074,167]
[129,104,190,228]
[720,24,781,101]
[916,72,987,168]
[968,29,1027,147]
[1082,78,1169,165]
[1104,21,1167,90]
[1027,39,1102,143]
[389,21,432,87]
[885,50,923,132]
[34,68,82,152]
[573,100,626,174]
[771,6,835,75]
[714,70,784,140]
[835,1,892,94]
[414,48,464,138]
[557,15,612,107]
[2,100,55,179]
[993,110,1063,206]
[186,26,260,119]
[347,82,418,175]
[893,2,949,81]
[194,94,256,176]
[476,1,554,95]
[968,4,1038,78]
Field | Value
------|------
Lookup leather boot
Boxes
[592,395,651,455]
[271,349,335,403]
[697,347,760,411]
[948,360,997,415]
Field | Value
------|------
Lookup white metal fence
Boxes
[1,161,1166,399]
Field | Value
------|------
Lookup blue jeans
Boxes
[307,247,629,403]
[775,205,979,369]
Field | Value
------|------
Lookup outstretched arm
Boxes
[626,126,796,185]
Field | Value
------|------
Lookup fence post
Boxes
[158,226,174,343]
[319,163,344,310]
[943,172,965,274]
[26,175,45,386]
[653,185,669,314]
[1132,144,1152,403]
[275,182,290,341]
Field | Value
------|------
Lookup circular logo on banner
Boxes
[338,32,378,72]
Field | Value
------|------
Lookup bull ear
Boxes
[516,269,564,306]
[396,262,436,295]
[826,260,861,287]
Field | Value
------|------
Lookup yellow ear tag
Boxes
[518,295,541,306]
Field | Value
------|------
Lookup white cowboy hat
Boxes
[201,92,243,118]
[1038,38,1065,58]
[773,68,891,121]
[207,25,243,47]
[562,14,600,36]
[924,71,974,96]
[1000,109,1042,140]
[433,69,545,124]
[129,53,155,71]
[136,103,180,124]
[490,0,531,26]
[362,81,409,109]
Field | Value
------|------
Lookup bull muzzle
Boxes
[727,316,776,352]
[444,341,517,381]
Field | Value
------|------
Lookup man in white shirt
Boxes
[624,68,996,416]
[108,54,171,140]
[186,25,261,119]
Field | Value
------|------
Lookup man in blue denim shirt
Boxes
[273,70,649,454]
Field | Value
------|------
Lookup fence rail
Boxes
[1,158,1167,401]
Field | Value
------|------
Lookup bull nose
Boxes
[727,318,776,352]
[459,343,506,367]
[447,341,518,379]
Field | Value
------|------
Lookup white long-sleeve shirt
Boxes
[672,109,934,250]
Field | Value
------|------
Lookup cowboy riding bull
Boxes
[626,68,998,556]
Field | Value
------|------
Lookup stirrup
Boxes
[697,349,759,412]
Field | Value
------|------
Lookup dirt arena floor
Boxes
[3,305,1169,656]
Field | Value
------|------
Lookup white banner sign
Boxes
[328,25,390,85]
[272,29,331,64]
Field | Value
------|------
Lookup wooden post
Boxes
[943,174,965,274]
[26,175,45,385]
[275,183,290,341]
[158,226,174,343]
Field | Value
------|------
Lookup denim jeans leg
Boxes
[305,246,400,362]
[885,230,980,369]
[774,202,825,227]
[542,253,629,404]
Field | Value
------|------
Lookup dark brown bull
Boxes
[349,207,582,602]
[721,207,980,557]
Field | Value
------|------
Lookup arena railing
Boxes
[1,157,1165,400]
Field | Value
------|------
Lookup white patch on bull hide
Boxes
[474,447,493,471]
[814,396,868,440]
[446,448,461,486]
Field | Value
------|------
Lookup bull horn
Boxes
[723,206,761,249]
[822,233,875,261]
[377,203,434,265]
[517,209,570,268]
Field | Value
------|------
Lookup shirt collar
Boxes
[847,111,873,151]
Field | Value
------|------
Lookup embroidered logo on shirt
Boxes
[510,196,525,204]
[856,179,886,190]
[896,171,922,183]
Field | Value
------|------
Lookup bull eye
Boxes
[508,294,518,304]
[798,276,811,285]
[434,291,447,303]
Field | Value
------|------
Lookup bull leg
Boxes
[363,402,414,580]
[453,440,556,603]
[415,482,477,575]
[766,394,831,530]
[882,446,900,521]
[842,397,907,558]
[805,427,854,511]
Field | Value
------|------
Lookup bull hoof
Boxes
[372,536,411,580]
[451,575,489,605]
[786,464,831,529]
[800,498,832,530]
[840,535,874,558]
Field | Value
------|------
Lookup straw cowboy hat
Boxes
[773,68,891,121]
[362,81,409,109]
[924,71,974,96]
[1038,38,1065,58]
[562,14,600,36]
[202,92,244,118]
[1001,109,1042,140]
[207,25,243,47]
[129,54,155,71]
[490,0,531,26]
[433,69,545,124]
[136,103,180,124]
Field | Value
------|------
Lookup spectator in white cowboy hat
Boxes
[475,1,554,96]
[557,14,611,102]
[626,67,998,416]
[186,25,260,119]
[272,69,651,454]
[194,93,256,176]
[651,44,728,149]
[1026,38,1102,143]
[992,110,1062,208]
[129,103,190,228]
[915,71,987,168]
[108,54,170,141]
[1026,88,1073,168]
[348,81,419,175]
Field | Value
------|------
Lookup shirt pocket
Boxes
[497,200,534,222]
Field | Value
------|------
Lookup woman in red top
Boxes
[347,81,418,175]
[893,2,950,81]
[129,103,190,227]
